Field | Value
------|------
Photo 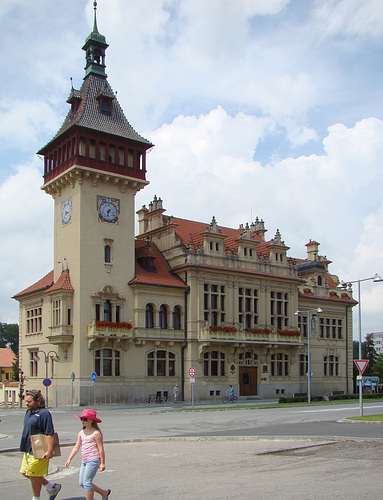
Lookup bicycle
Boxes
[222,394,238,403]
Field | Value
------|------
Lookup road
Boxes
[1,400,383,451]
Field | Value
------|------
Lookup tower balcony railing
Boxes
[199,325,303,345]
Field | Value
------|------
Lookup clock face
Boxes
[61,198,72,225]
[97,196,120,224]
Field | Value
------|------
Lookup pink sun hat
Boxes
[75,408,102,423]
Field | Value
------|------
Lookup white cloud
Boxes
[0,161,53,323]
[314,0,383,38]
[0,100,61,150]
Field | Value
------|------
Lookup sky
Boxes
[0,0,382,339]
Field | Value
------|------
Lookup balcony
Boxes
[133,327,185,345]
[47,325,74,346]
[199,326,303,346]
[87,321,134,349]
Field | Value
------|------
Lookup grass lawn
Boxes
[347,415,383,422]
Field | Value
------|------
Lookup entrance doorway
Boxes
[239,366,258,396]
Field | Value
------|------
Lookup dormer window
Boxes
[99,97,112,115]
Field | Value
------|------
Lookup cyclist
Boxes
[226,385,235,402]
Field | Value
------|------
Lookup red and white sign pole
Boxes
[354,359,369,417]
[189,367,196,408]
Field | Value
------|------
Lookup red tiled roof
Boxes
[0,348,16,368]
[168,217,269,255]
[130,240,188,289]
[13,270,54,298]
[47,269,74,293]
[298,291,357,304]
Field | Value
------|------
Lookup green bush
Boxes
[279,395,325,403]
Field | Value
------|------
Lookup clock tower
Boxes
[37,2,153,392]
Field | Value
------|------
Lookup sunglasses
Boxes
[80,418,88,421]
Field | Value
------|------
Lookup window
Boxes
[204,284,225,326]
[95,349,120,377]
[26,307,42,334]
[104,245,111,263]
[145,304,154,328]
[270,353,289,376]
[147,350,175,376]
[52,300,61,327]
[324,355,339,376]
[203,351,225,376]
[299,354,308,377]
[238,288,258,328]
[95,304,100,322]
[104,300,111,321]
[318,276,323,286]
[159,305,168,329]
[337,319,342,339]
[173,306,181,330]
[298,315,307,338]
[270,292,289,330]
[29,350,39,377]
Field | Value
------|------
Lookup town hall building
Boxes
[14,6,357,406]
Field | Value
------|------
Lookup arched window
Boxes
[95,349,120,377]
[159,304,168,329]
[147,350,175,376]
[173,306,181,330]
[203,351,225,376]
[145,304,154,329]
[324,355,339,376]
[270,353,289,376]
[318,276,323,286]
[299,353,308,377]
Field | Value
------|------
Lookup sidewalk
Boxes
[1,438,382,499]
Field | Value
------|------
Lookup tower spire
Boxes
[93,1,99,34]
[82,1,108,78]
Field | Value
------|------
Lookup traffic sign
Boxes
[354,359,369,375]
[91,372,97,382]
[190,377,196,383]
[43,378,52,387]
[189,366,196,377]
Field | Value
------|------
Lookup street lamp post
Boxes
[34,349,60,408]
[295,308,323,404]
[340,273,383,416]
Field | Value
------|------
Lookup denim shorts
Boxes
[79,458,100,491]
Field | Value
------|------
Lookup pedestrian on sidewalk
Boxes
[173,384,179,403]
[65,409,111,500]
[19,389,62,500]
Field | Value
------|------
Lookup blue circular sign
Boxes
[43,378,52,387]
[91,372,97,382]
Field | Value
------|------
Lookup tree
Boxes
[372,355,383,382]
[362,334,378,376]
[0,323,19,354]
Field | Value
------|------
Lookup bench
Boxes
[148,391,168,403]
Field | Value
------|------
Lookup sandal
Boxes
[103,489,111,500]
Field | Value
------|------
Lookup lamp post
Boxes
[340,273,383,416]
[295,308,323,404]
[34,349,60,408]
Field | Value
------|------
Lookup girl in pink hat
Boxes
[65,409,111,500]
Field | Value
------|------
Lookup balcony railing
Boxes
[199,326,302,345]
[87,321,135,348]
[47,325,74,346]
[133,326,185,343]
